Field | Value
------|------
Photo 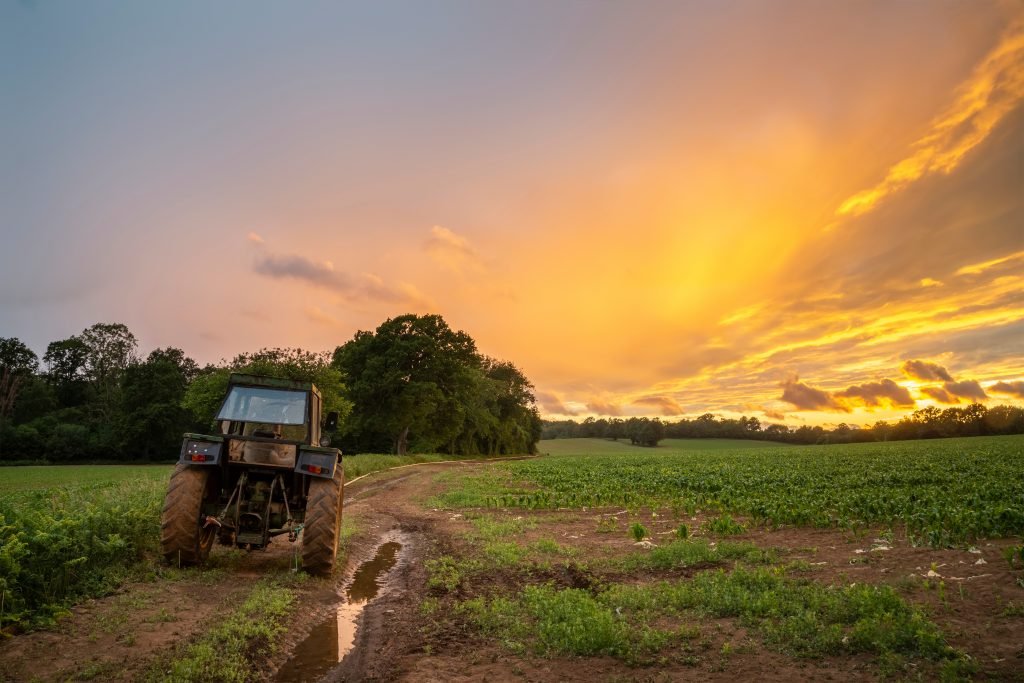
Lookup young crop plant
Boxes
[704,514,746,536]
[676,523,689,539]
[630,522,648,542]
[444,436,1024,547]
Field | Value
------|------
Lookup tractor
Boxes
[160,374,344,576]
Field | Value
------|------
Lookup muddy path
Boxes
[0,463,454,683]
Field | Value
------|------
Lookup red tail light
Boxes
[305,464,323,474]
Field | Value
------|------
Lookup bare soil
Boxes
[1,462,1022,682]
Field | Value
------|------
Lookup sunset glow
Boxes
[2,1,1022,427]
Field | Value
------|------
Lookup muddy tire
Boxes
[160,464,216,567]
[302,469,344,577]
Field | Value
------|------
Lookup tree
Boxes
[333,314,482,455]
[78,323,139,419]
[121,348,199,460]
[43,337,89,407]
[0,337,38,420]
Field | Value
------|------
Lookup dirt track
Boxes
[2,463,1023,682]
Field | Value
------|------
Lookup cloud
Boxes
[253,250,433,309]
[902,359,954,382]
[762,409,786,421]
[586,398,622,416]
[780,377,849,412]
[954,249,1024,276]
[837,20,1024,217]
[425,226,485,274]
[921,386,960,404]
[989,380,1024,398]
[943,379,988,401]
[304,305,343,328]
[632,395,684,416]
[835,378,915,408]
[246,232,265,244]
[537,391,578,416]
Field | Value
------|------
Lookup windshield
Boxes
[216,386,308,425]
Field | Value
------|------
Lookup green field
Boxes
[540,437,792,455]
[0,454,504,628]
[440,435,1024,547]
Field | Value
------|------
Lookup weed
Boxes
[1003,545,1023,569]
[704,515,746,536]
[1001,601,1024,617]
[676,524,689,540]
[631,523,648,542]
[146,577,296,682]
[621,539,775,571]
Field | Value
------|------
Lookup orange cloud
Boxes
[586,398,622,416]
[989,380,1024,398]
[902,359,954,382]
[837,20,1024,217]
[537,391,578,416]
[921,386,959,404]
[425,226,485,274]
[835,379,915,408]
[780,377,849,412]
[632,395,684,416]
[955,250,1024,277]
[943,379,988,402]
[253,249,433,309]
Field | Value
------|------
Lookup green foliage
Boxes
[333,314,540,456]
[603,567,955,660]
[438,436,1024,546]
[704,514,746,535]
[0,466,168,627]
[676,523,689,539]
[461,586,669,661]
[425,555,481,592]
[147,577,296,682]
[630,522,648,541]
[1004,544,1023,569]
[620,539,774,571]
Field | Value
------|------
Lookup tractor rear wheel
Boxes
[160,464,217,567]
[302,469,344,576]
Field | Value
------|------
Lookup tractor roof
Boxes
[227,373,322,398]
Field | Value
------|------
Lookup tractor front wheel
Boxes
[302,469,344,576]
[160,464,217,567]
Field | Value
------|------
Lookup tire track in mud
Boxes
[269,464,448,682]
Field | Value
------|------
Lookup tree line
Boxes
[0,314,541,462]
[543,404,1024,446]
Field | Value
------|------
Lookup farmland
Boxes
[416,436,1024,681]
[0,437,1022,681]
[447,435,1024,547]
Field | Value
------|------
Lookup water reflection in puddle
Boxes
[276,540,403,682]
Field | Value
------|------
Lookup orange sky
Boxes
[2,2,1022,427]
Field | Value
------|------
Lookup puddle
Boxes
[276,537,404,682]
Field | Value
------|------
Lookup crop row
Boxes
[458,436,1024,546]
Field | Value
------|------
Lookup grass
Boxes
[146,574,303,682]
[619,539,776,571]
[456,566,960,666]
